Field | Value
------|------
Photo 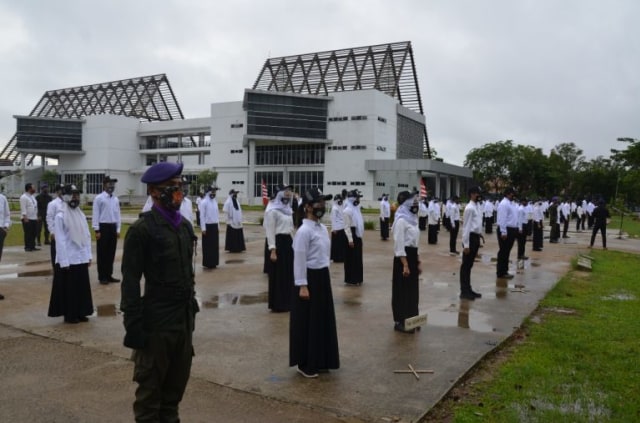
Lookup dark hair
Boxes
[25,183,33,191]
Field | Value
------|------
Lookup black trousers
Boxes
[517,224,527,258]
[427,224,438,244]
[97,223,118,280]
[0,228,6,262]
[449,220,460,252]
[532,221,543,250]
[590,223,607,248]
[496,227,517,276]
[460,233,480,294]
[380,217,390,240]
[37,216,50,244]
[484,216,493,234]
[22,219,37,250]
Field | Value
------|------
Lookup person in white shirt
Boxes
[418,197,428,231]
[330,194,347,263]
[483,199,494,234]
[448,196,461,254]
[47,184,94,324]
[460,186,484,300]
[290,187,339,378]
[20,183,39,251]
[532,200,544,251]
[427,198,440,244]
[0,191,10,300]
[223,189,245,252]
[379,194,391,240]
[560,199,571,239]
[180,182,194,226]
[92,176,121,283]
[516,198,529,260]
[343,190,364,286]
[391,190,421,333]
[195,192,204,227]
[46,184,64,268]
[200,185,220,268]
[496,188,518,279]
[264,184,295,312]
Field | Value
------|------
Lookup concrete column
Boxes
[435,173,440,198]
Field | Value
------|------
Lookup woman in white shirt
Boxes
[343,190,364,286]
[330,195,347,263]
[47,185,94,324]
[391,191,421,333]
[379,194,390,240]
[290,187,339,378]
[263,184,295,312]
[223,189,246,252]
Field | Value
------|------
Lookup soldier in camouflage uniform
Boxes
[120,162,199,422]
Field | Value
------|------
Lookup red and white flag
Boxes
[419,178,427,197]
[261,179,269,206]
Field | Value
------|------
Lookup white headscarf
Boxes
[269,189,293,216]
[393,196,418,228]
[62,202,90,247]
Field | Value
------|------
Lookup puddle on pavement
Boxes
[95,304,120,316]
[432,282,449,288]
[342,298,361,306]
[0,269,54,279]
[0,260,50,270]
[225,259,245,264]
[203,292,268,308]
[426,305,495,333]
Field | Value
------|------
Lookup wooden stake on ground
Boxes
[393,364,434,380]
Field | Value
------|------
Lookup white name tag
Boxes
[404,313,428,330]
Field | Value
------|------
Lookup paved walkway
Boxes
[0,215,637,422]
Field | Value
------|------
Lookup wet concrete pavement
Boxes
[0,214,637,422]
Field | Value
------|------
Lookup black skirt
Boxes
[392,247,419,324]
[48,263,94,320]
[330,229,347,263]
[418,216,427,231]
[344,228,363,284]
[202,223,219,268]
[268,234,294,312]
[428,224,439,244]
[225,226,246,252]
[263,238,272,274]
[289,268,340,372]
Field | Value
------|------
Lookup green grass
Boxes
[432,249,640,422]
[608,214,640,238]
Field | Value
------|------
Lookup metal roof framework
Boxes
[1,73,184,164]
[252,41,431,157]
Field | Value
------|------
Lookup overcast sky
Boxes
[1,0,638,166]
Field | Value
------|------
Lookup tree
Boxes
[196,170,218,193]
[611,137,640,170]
[40,169,59,188]
[464,140,516,193]
[548,142,586,196]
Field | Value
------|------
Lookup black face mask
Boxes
[353,200,360,206]
[337,200,343,206]
[312,206,326,219]
[69,199,80,209]
[106,186,115,194]
[281,197,290,205]
[209,192,216,198]
[159,186,184,211]
[409,205,419,214]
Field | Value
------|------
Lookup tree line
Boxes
[463,139,640,208]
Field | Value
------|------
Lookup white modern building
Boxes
[2,42,473,205]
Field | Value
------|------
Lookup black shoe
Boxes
[471,290,482,298]
[533,248,542,251]
[44,241,51,245]
[106,277,120,283]
[498,273,514,279]
[0,293,4,300]
[297,367,318,378]
[99,280,109,285]
[459,292,476,301]
[78,316,89,322]
[394,322,415,333]
[33,247,41,251]
[518,256,529,260]
[64,318,79,324]
[24,248,33,252]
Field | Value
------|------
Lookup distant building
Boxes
[2,42,472,204]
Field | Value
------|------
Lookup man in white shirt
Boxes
[0,190,10,300]
[92,176,121,283]
[448,196,461,254]
[20,183,39,251]
[379,194,390,240]
[496,188,518,279]
[460,186,483,300]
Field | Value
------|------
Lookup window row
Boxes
[255,144,325,165]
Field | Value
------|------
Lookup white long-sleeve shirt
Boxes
[223,197,243,228]
[292,219,330,286]
[264,209,294,250]
[92,191,121,232]
[461,200,483,248]
[20,192,38,220]
[54,208,92,267]
[0,194,11,229]
[46,197,63,237]
[497,197,518,235]
[330,203,345,231]
[199,196,220,230]
[392,217,420,257]
[379,200,390,219]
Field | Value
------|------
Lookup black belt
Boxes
[145,284,194,301]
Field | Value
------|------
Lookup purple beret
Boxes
[141,162,184,184]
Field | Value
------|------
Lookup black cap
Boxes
[302,187,332,205]
[468,186,482,195]
[208,184,220,192]
[62,184,82,195]
[397,190,417,204]
[103,175,118,184]
[229,189,239,195]
[347,189,362,199]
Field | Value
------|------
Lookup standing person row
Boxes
[223,189,246,253]
[448,196,460,255]
[516,198,529,260]
[0,190,10,300]
[391,191,421,333]
[290,187,339,378]
[264,184,295,312]
[36,183,53,246]
[47,184,94,324]
[379,194,390,241]
[92,176,121,283]
[121,162,199,422]
[200,185,220,269]
[483,198,495,234]
[330,195,347,263]
[20,183,39,251]
[531,200,544,251]
[343,190,364,286]
[496,188,518,279]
